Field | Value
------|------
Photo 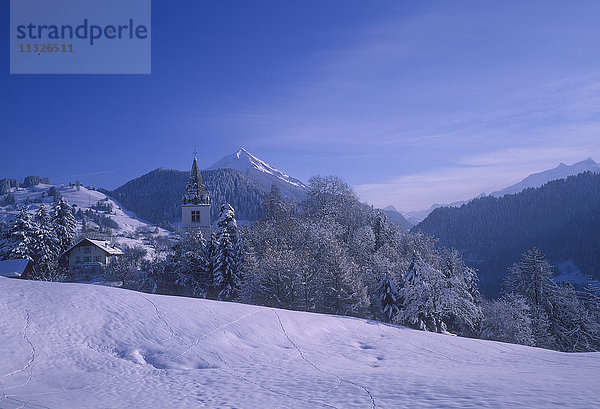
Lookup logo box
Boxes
[10,0,151,74]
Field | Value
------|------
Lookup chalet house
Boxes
[0,259,33,278]
[62,238,124,273]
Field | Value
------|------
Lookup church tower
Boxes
[181,156,211,238]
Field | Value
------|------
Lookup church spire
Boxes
[183,156,209,205]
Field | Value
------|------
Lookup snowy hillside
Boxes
[1,278,599,409]
[490,158,600,197]
[0,184,170,255]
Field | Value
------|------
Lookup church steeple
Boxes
[183,156,209,205]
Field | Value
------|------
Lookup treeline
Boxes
[481,248,600,352]
[127,177,600,351]
[104,168,265,227]
[240,178,481,336]
[0,176,50,194]
[120,178,482,338]
[414,171,600,296]
[5,175,599,352]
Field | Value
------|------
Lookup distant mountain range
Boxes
[382,206,415,230]
[401,158,600,222]
[489,158,600,197]
[402,194,487,224]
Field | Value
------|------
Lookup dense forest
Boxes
[103,168,266,226]
[414,171,600,296]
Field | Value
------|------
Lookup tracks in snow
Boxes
[3,310,36,390]
[2,294,376,408]
[0,309,51,409]
[145,300,339,408]
[274,311,376,409]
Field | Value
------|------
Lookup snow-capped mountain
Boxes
[3,277,599,408]
[208,148,307,200]
[208,148,307,188]
[490,158,600,197]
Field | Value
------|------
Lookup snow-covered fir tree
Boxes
[173,229,210,297]
[378,273,400,322]
[441,250,483,335]
[205,231,218,297]
[396,249,481,334]
[372,210,387,251]
[31,204,60,279]
[504,247,554,307]
[52,197,77,254]
[396,252,441,331]
[2,205,36,261]
[213,203,242,301]
[263,184,292,222]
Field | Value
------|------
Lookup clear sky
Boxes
[1,1,599,211]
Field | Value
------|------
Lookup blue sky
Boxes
[1,1,599,211]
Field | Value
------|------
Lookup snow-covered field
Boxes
[1,278,599,408]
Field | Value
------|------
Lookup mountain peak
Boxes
[208,148,307,190]
[235,147,250,158]
[578,157,597,165]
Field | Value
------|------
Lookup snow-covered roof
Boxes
[62,238,125,256]
[0,259,31,278]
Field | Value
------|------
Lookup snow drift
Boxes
[1,277,599,408]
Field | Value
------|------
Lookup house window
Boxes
[84,247,91,254]
[94,256,100,262]
[192,210,201,223]
[85,256,91,262]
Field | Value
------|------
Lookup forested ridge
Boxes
[103,168,266,226]
[414,171,600,296]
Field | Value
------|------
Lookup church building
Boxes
[181,156,211,238]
